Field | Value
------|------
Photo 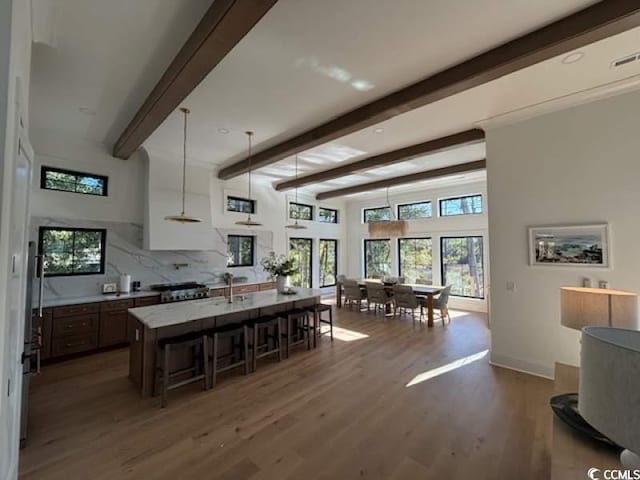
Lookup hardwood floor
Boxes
[19,306,552,480]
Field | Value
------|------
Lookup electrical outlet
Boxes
[506,281,517,292]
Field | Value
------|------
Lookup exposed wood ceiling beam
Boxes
[315,160,487,200]
[218,1,640,180]
[274,129,483,191]
[113,0,278,159]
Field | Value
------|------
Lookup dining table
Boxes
[335,279,445,328]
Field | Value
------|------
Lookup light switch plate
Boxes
[506,281,516,292]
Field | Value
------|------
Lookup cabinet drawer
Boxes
[54,303,100,318]
[209,288,227,298]
[52,333,98,357]
[133,296,160,308]
[235,284,259,294]
[53,313,99,337]
[101,299,134,313]
[259,282,276,291]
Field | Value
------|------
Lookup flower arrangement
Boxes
[260,252,298,278]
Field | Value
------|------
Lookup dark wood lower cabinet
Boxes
[99,310,129,347]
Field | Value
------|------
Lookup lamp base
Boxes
[621,450,640,469]
[550,393,619,447]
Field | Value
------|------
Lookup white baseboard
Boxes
[490,352,555,380]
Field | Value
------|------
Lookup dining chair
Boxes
[392,285,425,326]
[366,282,394,315]
[343,279,367,310]
[432,285,452,324]
[383,276,405,285]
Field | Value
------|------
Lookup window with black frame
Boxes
[289,202,314,221]
[440,236,484,298]
[38,227,106,276]
[363,206,391,223]
[226,196,255,214]
[290,238,313,288]
[364,239,391,278]
[319,239,337,287]
[318,207,338,224]
[41,166,108,196]
[398,237,433,284]
[439,195,483,217]
[397,201,432,220]
[227,235,255,267]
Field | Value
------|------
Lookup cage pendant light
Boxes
[235,131,262,226]
[165,107,202,223]
[286,153,307,230]
[368,187,407,238]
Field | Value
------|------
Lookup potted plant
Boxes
[261,252,298,293]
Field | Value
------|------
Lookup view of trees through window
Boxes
[364,239,391,278]
[439,195,483,216]
[39,227,106,276]
[226,196,255,214]
[398,238,433,284]
[289,202,313,221]
[441,236,484,298]
[398,201,432,220]
[227,235,255,267]
[41,167,107,196]
[319,239,337,287]
[318,207,338,223]
[363,206,391,223]
[290,238,312,287]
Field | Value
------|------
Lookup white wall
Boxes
[486,89,640,379]
[345,181,489,312]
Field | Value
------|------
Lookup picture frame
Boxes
[528,224,610,268]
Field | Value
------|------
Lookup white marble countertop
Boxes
[36,291,160,309]
[129,288,322,329]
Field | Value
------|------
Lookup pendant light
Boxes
[286,153,307,230]
[235,131,262,226]
[368,187,407,238]
[164,107,202,223]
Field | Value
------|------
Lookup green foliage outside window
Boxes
[364,239,391,278]
[441,236,484,298]
[289,238,312,288]
[399,238,432,284]
[319,239,337,287]
[39,227,106,276]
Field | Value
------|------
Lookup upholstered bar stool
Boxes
[282,308,311,358]
[157,332,210,408]
[245,315,283,372]
[306,303,333,346]
[207,322,248,388]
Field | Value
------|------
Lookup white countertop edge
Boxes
[37,290,160,309]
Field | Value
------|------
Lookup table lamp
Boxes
[550,287,638,444]
[580,327,640,468]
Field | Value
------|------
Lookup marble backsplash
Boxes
[31,217,274,301]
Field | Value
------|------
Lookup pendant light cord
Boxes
[246,131,253,203]
[181,109,188,216]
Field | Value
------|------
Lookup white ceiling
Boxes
[30,0,640,198]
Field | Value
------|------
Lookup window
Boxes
[227,235,255,267]
[398,238,433,284]
[440,236,484,299]
[363,206,391,223]
[289,202,314,221]
[226,196,255,214]
[38,227,106,277]
[398,201,432,220]
[364,239,391,279]
[318,207,338,224]
[41,166,108,196]
[319,239,338,287]
[289,238,313,288]
[439,194,483,216]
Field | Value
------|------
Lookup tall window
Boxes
[441,236,484,299]
[398,238,433,284]
[226,196,255,214]
[439,194,483,216]
[38,227,106,276]
[41,166,108,196]
[289,202,314,221]
[398,201,432,220]
[290,238,313,288]
[227,235,255,267]
[364,239,391,279]
[319,239,338,287]
[363,206,391,223]
[318,207,338,224]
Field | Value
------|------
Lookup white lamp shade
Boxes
[579,327,640,454]
[560,287,638,330]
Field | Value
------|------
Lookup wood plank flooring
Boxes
[19,306,552,480]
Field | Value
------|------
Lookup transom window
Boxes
[398,238,433,284]
[363,206,391,223]
[289,202,314,221]
[439,195,483,216]
[398,201,432,220]
[318,207,338,224]
[38,227,107,277]
[441,236,484,299]
[319,239,338,287]
[41,166,108,196]
[364,239,391,279]
[227,235,255,267]
[227,196,255,214]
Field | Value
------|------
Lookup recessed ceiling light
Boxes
[374,128,384,134]
[562,51,584,65]
[217,127,229,134]
[352,79,374,91]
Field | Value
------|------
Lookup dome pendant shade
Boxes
[165,107,202,224]
[236,131,263,227]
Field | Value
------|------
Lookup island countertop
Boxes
[128,288,323,329]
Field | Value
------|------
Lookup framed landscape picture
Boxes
[529,224,609,268]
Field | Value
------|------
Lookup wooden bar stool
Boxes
[157,332,210,408]
[245,315,283,372]
[207,322,248,388]
[307,303,333,346]
[282,309,311,358]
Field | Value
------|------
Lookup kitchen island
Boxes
[127,288,322,397]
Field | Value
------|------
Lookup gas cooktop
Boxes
[149,282,210,303]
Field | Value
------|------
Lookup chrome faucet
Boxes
[224,272,234,303]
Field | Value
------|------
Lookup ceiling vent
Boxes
[612,53,639,68]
